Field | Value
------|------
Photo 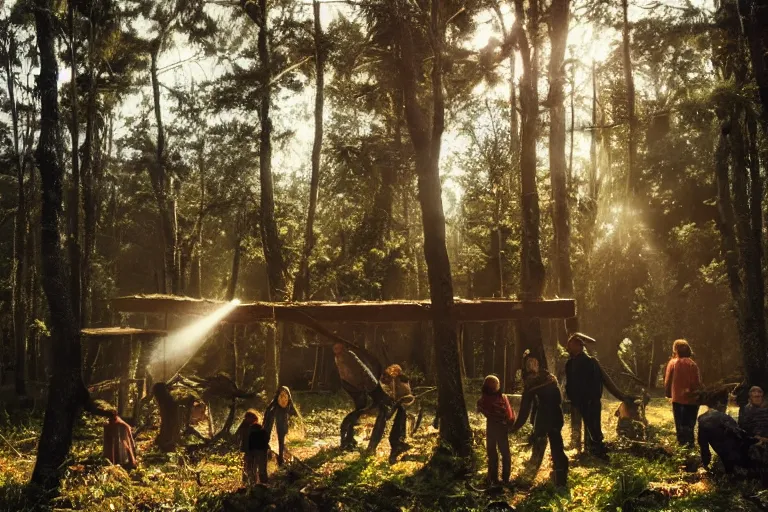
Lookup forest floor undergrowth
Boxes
[0,393,766,511]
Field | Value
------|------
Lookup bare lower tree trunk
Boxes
[622,0,637,197]
[294,0,325,302]
[395,0,471,456]
[67,1,82,326]
[548,0,576,341]
[5,29,27,396]
[714,105,768,394]
[149,45,178,295]
[742,0,768,131]
[81,15,98,327]
[243,0,288,397]
[515,0,547,364]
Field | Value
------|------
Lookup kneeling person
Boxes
[697,392,753,474]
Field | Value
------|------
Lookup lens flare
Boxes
[148,299,240,381]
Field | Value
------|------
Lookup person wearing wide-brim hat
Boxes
[565,332,609,460]
[508,350,569,489]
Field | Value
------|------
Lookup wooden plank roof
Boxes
[81,327,168,338]
[110,295,575,324]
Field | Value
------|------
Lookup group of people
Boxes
[236,385,300,485]
[237,339,416,485]
[477,335,768,491]
[477,333,612,489]
[104,333,765,492]
[663,337,768,485]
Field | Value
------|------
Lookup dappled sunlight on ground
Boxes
[0,394,765,511]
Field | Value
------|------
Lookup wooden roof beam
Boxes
[110,296,575,324]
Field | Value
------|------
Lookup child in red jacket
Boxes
[477,375,515,484]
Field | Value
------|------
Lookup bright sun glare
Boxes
[148,299,241,381]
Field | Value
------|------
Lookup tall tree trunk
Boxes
[589,62,598,202]
[621,0,637,197]
[5,30,27,396]
[714,105,768,394]
[149,45,178,295]
[742,0,768,131]
[192,228,203,298]
[244,0,288,396]
[515,0,547,363]
[226,234,242,302]
[568,62,575,188]
[26,212,37,383]
[81,15,98,327]
[32,0,93,487]
[294,0,325,302]
[67,1,82,326]
[395,0,471,456]
[547,0,576,341]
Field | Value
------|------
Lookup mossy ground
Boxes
[0,393,765,511]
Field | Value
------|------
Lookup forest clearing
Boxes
[2,0,768,509]
[0,394,765,512]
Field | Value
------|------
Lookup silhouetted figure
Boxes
[509,351,568,489]
[380,364,414,464]
[333,342,393,453]
[697,395,753,474]
[477,375,515,485]
[565,333,608,459]
[237,409,269,485]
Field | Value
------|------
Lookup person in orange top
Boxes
[664,339,702,446]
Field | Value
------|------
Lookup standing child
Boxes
[477,375,515,485]
[264,385,301,465]
[236,409,269,486]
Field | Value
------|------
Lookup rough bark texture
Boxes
[294,0,325,302]
[226,235,242,302]
[32,1,90,487]
[742,0,768,131]
[246,0,288,396]
[395,0,471,456]
[622,0,637,196]
[149,45,179,295]
[5,29,27,396]
[547,0,576,341]
[67,2,82,327]
[515,0,547,364]
[713,107,768,394]
[81,13,99,327]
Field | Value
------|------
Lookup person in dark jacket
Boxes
[380,364,414,464]
[739,386,768,439]
[477,375,515,485]
[237,409,269,485]
[333,342,393,452]
[565,333,608,459]
[509,351,569,489]
[264,385,301,466]
[697,392,754,474]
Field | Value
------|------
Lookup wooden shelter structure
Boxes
[110,295,576,325]
[80,327,167,421]
[103,295,576,391]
